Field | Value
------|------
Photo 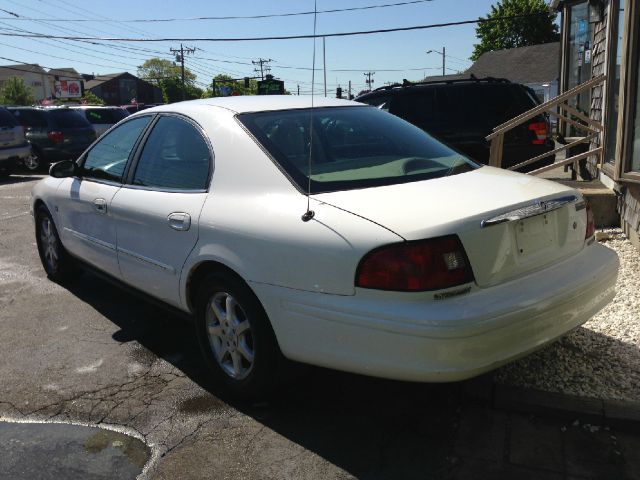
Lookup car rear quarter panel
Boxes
[178,105,402,306]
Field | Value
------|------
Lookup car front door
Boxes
[55,115,153,277]
[111,114,212,307]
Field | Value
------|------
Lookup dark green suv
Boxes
[356,78,555,172]
[7,107,96,172]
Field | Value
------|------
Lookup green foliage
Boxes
[137,57,200,103]
[471,0,559,60]
[0,76,34,105]
[204,74,257,97]
[80,90,105,105]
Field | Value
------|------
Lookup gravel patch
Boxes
[495,228,640,402]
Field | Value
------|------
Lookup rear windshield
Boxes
[8,108,48,128]
[238,106,478,193]
[49,109,91,128]
[0,108,18,128]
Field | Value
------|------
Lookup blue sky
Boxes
[0,0,509,96]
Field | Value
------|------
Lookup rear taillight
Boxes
[528,121,547,145]
[585,202,595,239]
[355,235,475,292]
[48,131,64,144]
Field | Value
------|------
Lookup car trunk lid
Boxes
[315,166,587,288]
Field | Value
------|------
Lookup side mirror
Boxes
[49,160,77,178]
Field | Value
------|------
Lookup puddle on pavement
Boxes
[0,421,150,480]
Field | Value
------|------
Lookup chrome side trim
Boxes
[480,195,579,228]
[117,247,176,274]
[63,227,116,251]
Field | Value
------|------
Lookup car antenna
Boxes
[301,0,317,223]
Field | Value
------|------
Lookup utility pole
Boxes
[426,47,446,76]
[252,58,273,80]
[297,84,300,95]
[348,80,352,99]
[364,72,375,92]
[170,44,195,101]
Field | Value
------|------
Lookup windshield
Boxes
[238,106,478,193]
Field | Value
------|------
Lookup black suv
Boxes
[7,107,96,171]
[356,78,554,171]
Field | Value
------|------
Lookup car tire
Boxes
[35,205,75,282]
[195,272,280,400]
[23,149,42,172]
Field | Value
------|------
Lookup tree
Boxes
[80,90,105,105]
[0,76,34,105]
[137,57,199,103]
[471,0,559,60]
[203,74,257,97]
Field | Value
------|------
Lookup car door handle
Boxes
[168,212,191,231]
[93,198,107,214]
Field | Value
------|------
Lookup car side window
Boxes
[81,116,151,183]
[131,116,211,191]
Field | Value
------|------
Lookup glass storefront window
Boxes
[567,2,594,120]
[632,53,640,172]
[605,0,625,164]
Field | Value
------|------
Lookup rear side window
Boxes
[0,108,18,128]
[84,109,113,124]
[49,110,90,128]
[9,109,48,128]
[440,84,536,130]
[132,116,211,190]
[82,116,152,182]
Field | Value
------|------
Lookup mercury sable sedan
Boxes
[31,96,619,398]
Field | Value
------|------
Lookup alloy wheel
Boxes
[205,291,255,380]
[39,216,59,273]
[24,152,40,171]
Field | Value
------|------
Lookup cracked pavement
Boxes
[3,175,639,480]
[0,175,461,479]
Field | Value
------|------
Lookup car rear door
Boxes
[111,114,212,307]
[54,115,153,277]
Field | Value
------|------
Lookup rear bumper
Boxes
[251,242,618,382]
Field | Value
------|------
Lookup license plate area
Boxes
[515,213,556,257]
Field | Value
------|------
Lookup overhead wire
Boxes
[0,13,554,42]
[0,1,436,22]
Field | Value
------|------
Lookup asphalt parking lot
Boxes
[1,174,639,480]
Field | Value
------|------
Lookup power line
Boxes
[0,13,551,42]
[0,1,436,22]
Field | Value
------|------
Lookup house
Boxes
[551,0,640,249]
[422,43,560,102]
[85,72,163,106]
[0,64,54,101]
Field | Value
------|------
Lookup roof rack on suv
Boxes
[370,75,512,93]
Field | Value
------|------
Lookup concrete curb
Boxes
[492,384,640,432]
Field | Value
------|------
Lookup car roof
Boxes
[145,95,363,114]
[69,105,124,109]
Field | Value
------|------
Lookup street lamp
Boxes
[426,47,446,76]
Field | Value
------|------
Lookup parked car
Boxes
[31,96,618,398]
[356,77,555,172]
[7,106,97,171]
[0,107,31,177]
[69,105,129,137]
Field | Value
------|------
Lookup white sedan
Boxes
[31,96,619,398]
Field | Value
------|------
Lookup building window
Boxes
[567,2,594,118]
[605,0,625,164]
